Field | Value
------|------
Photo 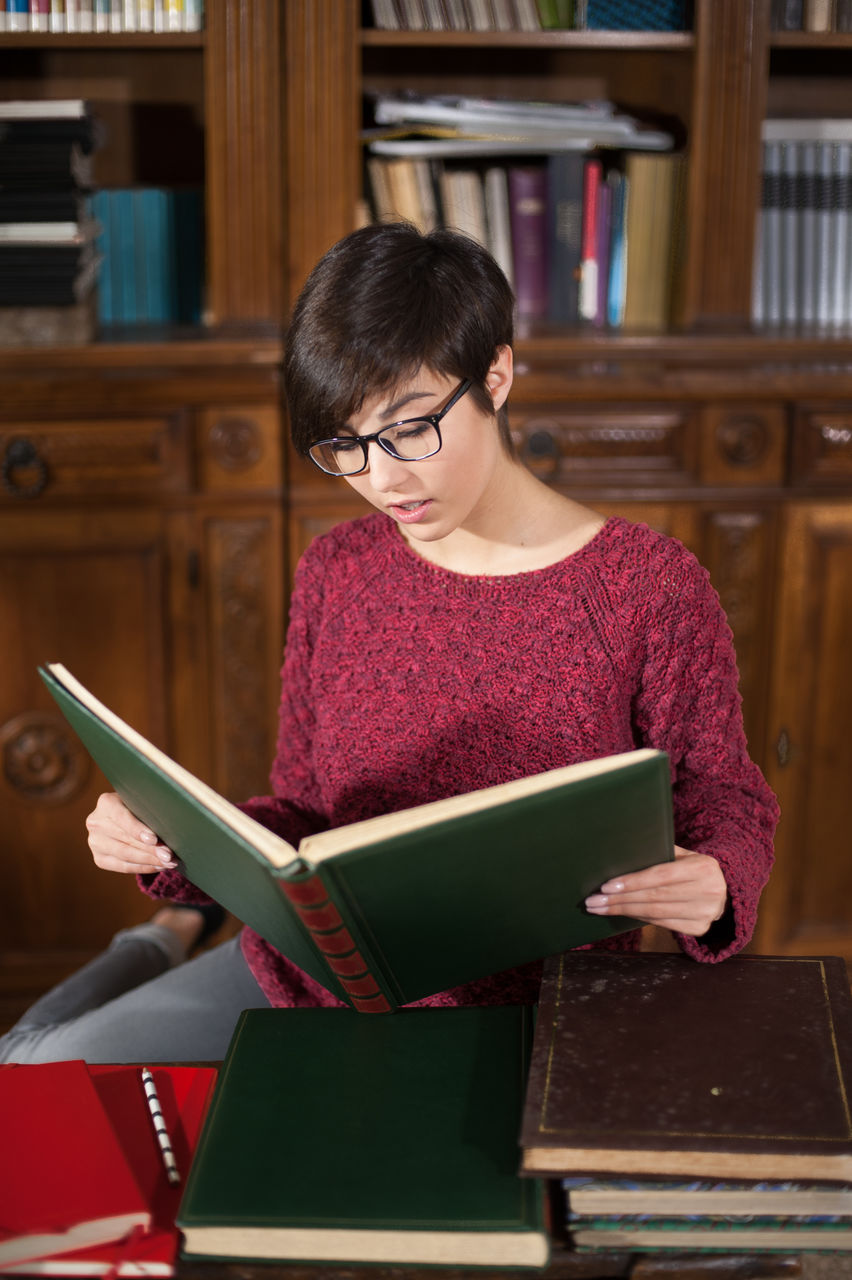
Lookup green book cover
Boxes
[177,1005,549,1268]
[39,662,674,1012]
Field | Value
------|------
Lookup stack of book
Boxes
[0,1062,216,1276]
[752,119,852,333]
[0,0,203,33]
[367,0,689,32]
[91,187,204,327]
[521,952,852,1256]
[0,99,100,345]
[562,1176,852,1253]
[363,93,683,331]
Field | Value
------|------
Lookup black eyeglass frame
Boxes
[307,378,473,477]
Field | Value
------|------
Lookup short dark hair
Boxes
[284,222,516,455]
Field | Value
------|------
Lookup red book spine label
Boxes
[279,874,391,1012]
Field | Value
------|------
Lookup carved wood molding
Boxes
[205,0,285,325]
[1,711,89,806]
[207,518,275,800]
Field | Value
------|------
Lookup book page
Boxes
[301,748,663,864]
[47,664,299,871]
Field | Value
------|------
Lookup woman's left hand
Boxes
[584,846,728,937]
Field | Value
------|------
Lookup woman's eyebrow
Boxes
[378,389,435,421]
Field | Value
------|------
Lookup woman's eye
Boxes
[332,438,361,454]
[394,422,430,442]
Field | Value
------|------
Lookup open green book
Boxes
[40,662,674,1013]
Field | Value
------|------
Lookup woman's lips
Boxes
[389,499,433,524]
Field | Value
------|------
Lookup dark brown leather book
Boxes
[521,951,852,1181]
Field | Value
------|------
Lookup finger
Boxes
[93,850,173,875]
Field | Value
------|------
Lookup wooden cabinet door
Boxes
[0,507,176,971]
[755,503,852,959]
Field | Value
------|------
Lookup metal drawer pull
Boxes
[1,437,49,499]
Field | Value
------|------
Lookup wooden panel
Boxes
[698,507,778,764]
[197,405,283,496]
[682,0,769,328]
[699,404,788,487]
[792,405,852,487]
[509,404,700,489]
[205,0,285,324]
[756,503,852,958]
[0,414,189,502]
[284,0,361,304]
[199,508,285,801]
[0,508,171,953]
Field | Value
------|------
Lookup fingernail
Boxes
[139,829,157,845]
[585,895,608,908]
[156,847,175,864]
[600,880,624,893]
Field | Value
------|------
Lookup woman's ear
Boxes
[486,345,514,412]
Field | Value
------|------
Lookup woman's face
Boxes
[340,347,514,550]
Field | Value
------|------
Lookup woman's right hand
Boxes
[86,792,178,874]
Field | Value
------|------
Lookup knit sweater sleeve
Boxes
[138,541,330,904]
[627,532,779,962]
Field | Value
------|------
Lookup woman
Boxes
[0,223,778,1063]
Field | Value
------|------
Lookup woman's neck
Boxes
[400,465,605,577]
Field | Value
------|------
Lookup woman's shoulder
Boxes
[595,515,710,595]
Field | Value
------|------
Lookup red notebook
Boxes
[0,1064,217,1277]
[0,1061,150,1267]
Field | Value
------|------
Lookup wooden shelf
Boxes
[0,31,205,47]
[770,31,852,47]
[360,28,693,50]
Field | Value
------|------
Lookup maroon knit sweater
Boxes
[143,514,778,1006]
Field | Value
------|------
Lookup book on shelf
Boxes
[0,1063,217,1277]
[0,0,204,32]
[508,164,549,320]
[90,187,203,327]
[368,92,675,154]
[578,156,602,323]
[39,661,674,1014]
[546,151,585,325]
[521,951,852,1181]
[177,1005,549,1269]
[366,0,687,32]
[771,0,805,28]
[621,151,682,332]
[754,121,852,332]
[562,1175,852,1219]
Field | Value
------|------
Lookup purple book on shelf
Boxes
[595,175,613,328]
[508,165,548,321]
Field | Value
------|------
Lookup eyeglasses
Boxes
[307,379,472,477]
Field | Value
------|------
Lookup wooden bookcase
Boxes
[1,0,852,1030]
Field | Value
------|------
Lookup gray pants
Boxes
[0,925,270,1064]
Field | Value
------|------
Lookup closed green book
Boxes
[177,1005,549,1268]
[39,662,673,1012]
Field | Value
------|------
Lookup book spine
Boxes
[780,141,799,327]
[798,140,818,328]
[508,164,548,319]
[579,157,601,323]
[278,875,393,1012]
[547,151,584,325]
